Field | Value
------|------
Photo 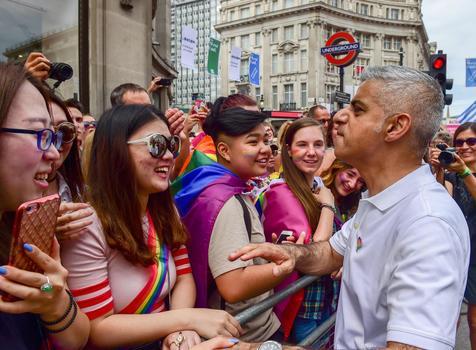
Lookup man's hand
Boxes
[24,52,51,81]
[165,108,185,136]
[229,242,297,277]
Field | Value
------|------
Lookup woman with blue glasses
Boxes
[0,62,90,349]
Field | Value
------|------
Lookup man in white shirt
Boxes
[230,66,470,349]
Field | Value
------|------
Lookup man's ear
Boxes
[384,113,412,143]
[216,140,232,162]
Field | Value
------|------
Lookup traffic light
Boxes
[429,51,453,105]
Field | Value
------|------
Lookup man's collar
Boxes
[361,164,434,211]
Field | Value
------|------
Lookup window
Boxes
[272,85,278,110]
[240,7,250,18]
[230,37,235,47]
[383,36,402,51]
[255,32,261,46]
[0,0,80,100]
[284,0,294,8]
[240,59,249,78]
[284,26,294,41]
[326,61,339,74]
[360,33,371,48]
[325,84,337,105]
[230,10,235,21]
[271,28,278,43]
[271,0,279,11]
[300,49,307,71]
[394,38,402,51]
[383,37,392,50]
[387,8,400,20]
[284,84,294,104]
[284,52,294,73]
[272,54,278,74]
[255,4,262,15]
[240,34,250,50]
[359,3,369,15]
[300,24,309,39]
[255,87,261,102]
[300,83,307,108]
[353,57,369,78]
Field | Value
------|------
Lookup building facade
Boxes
[171,0,220,108]
[215,0,432,111]
[1,0,175,116]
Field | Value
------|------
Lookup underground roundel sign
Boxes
[320,31,360,67]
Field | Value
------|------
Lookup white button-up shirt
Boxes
[330,165,470,349]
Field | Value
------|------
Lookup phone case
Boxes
[8,194,60,273]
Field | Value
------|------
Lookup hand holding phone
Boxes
[276,230,293,244]
[8,194,60,273]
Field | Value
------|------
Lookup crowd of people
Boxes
[0,52,475,350]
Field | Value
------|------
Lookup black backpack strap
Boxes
[235,194,252,242]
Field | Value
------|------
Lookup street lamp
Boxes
[260,95,265,111]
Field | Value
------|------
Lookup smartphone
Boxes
[276,230,293,244]
[157,78,172,86]
[8,194,60,272]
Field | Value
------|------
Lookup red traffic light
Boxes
[432,57,445,70]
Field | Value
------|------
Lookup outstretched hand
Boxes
[228,242,297,277]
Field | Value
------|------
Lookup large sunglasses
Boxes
[54,122,76,144]
[454,137,476,147]
[0,127,63,151]
[84,121,97,129]
[127,133,181,159]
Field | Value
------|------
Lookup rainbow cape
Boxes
[173,163,247,307]
[120,213,169,314]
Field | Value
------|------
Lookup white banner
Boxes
[229,47,242,81]
[181,26,198,71]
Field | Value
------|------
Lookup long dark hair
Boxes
[47,92,84,202]
[88,104,188,266]
[281,118,324,231]
[0,63,51,262]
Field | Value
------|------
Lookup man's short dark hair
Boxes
[65,98,84,113]
[110,83,147,107]
[308,104,327,118]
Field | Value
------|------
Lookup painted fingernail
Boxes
[0,266,7,275]
[229,338,239,344]
[23,243,33,252]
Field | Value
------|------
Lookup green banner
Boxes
[207,38,221,75]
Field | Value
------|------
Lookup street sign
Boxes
[333,91,351,105]
[321,31,360,67]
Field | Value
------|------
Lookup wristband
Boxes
[457,167,472,179]
[45,300,78,334]
[40,290,74,326]
[320,203,337,214]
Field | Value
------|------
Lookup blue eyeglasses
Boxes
[0,127,63,151]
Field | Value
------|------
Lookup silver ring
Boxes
[40,275,53,293]
[172,332,184,349]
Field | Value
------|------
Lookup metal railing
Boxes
[235,275,336,348]
[280,102,297,111]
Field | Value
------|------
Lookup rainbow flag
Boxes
[178,135,216,176]
[173,163,247,307]
[120,213,169,314]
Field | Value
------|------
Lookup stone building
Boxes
[215,0,432,111]
[1,0,176,115]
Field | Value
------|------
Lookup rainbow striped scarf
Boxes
[120,213,169,314]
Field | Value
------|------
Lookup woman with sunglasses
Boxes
[60,104,241,349]
[0,62,89,349]
[431,122,476,348]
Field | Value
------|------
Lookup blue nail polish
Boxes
[23,243,33,252]
[229,339,239,344]
[0,267,7,275]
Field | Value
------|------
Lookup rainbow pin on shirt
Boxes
[356,236,363,252]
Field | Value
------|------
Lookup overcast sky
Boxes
[421,0,476,117]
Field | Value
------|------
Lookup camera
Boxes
[49,62,73,82]
[436,143,457,167]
